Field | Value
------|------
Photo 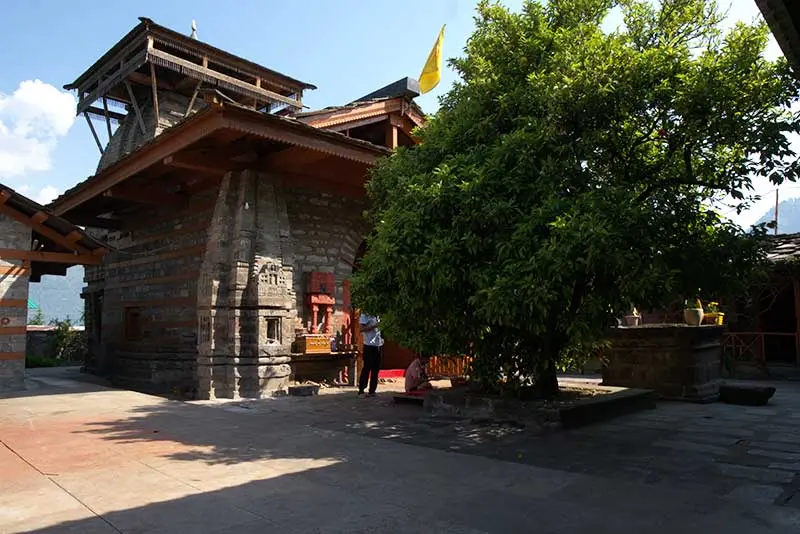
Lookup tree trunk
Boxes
[535,356,559,399]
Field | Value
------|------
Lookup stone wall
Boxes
[83,190,214,396]
[603,325,723,402]
[84,169,370,399]
[285,186,368,331]
[0,214,31,392]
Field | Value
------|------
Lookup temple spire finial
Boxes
[191,20,198,39]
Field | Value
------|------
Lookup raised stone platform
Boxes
[423,383,656,430]
[603,324,723,402]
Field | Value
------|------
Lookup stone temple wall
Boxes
[82,190,215,396]
[0,214,31,392]
[285,187,368,332]
[84,169,370,399]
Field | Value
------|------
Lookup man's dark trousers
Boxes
[359,344,382,394]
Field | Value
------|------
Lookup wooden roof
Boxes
[758,0,800,70]
[64,17,315,119]
[49,101,391,223]
[0,185,108,282]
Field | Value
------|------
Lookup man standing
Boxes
[358,314,383,396]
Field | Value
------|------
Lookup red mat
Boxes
[378,369,405,379]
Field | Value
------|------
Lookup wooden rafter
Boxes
[150,62,160,127]
[0,203,94,255]
[0,248,102,266]
[185,81,202,118]
[86,106,127,122]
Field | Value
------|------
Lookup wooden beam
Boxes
[127,71,176,91]
[103,185,186,206]
[164,153,241,174]
[150,63,160,128]
[31,211,48,224]
[125,81,147,135]
[302,99,403,128]
[0,248,102,265]
[326,115,388,133]
[0,190,11,205]
[0,265,29,276]
[148,48,302,109]
[84,112,104,154]
[185,81,203,117]
[0,299,27,308]
[86,106,127,122]
[0,203,94,255]
[102,97,113,139]
[65,230,83,245]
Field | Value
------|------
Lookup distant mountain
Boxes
[754,197,800,235]
[28,266,85,325]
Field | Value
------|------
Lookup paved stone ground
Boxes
[1,367,799,533]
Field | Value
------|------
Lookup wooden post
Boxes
[150,63,160,128]
[83,112,104,154]
[385,123,398,149]
[124,81,147,134]
[102,97,113,140]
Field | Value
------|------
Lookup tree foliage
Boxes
[351,0,800,396]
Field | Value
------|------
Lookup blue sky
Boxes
[0,1,786,226]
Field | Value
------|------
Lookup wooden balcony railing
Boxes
[428,355,471,378]
[721,331,798,371]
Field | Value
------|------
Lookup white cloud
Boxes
[17,184,60,206]
[0,80,76,179]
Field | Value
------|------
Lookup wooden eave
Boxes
[65,17,316,94]
[0,186,109,281]
[50,103,390,217]
[300,97,425,129]
[758,0,800,71]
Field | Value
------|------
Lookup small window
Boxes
[265,318,281,344]
[125,308,142,341]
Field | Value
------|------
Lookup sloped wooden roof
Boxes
[0,185,108,281]
[757,0,800,70]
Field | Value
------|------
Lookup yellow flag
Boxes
[419,25,445,94]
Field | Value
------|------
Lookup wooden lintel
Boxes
[84,112,105,154]
[124,81,147,135]
[0,203,92,255]
[0,248,102,265]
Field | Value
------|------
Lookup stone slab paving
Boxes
[1,367,799,533]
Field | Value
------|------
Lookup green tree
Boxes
[351,0,800,397]
[29,308,45,326]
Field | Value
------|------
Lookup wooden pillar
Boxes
[311,304,319,334]
[385,123,398,149]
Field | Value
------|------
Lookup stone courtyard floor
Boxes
[2,368,800,533]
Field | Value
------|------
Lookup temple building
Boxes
[49,17,425,398]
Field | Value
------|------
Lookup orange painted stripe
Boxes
[0,326,27,335]
[0,352,24,360]
[0,265,28,276]
[0,299,27,308]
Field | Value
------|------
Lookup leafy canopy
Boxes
[351,0,800,395]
